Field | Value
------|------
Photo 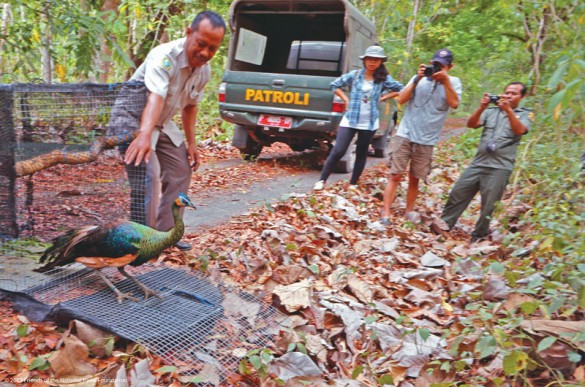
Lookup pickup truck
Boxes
[218,0,398,172]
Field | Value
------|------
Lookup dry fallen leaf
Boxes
[346,275,374,304]
[519,320,585,350]
[69,319,113,358]
[268,352,322,381]
[272,279,313,312]
[49,335,97,379]
[130,358,156,386]
[482,276,510,301]
[503,293,536,312]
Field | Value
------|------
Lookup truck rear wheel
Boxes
[371,119,395,158]
[288,139,317,152]
[232,125,263,160]
[371,133,390,157]
[240,137,263,160]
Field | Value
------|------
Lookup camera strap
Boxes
[412,80,438,108]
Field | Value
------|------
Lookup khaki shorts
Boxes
[389,136,434,180]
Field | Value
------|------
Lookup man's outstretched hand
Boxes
[124,131,152,166]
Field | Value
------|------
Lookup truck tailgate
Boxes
[221,71,335,119]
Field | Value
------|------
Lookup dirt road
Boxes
[184,118,467,234]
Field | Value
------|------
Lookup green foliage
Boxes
[1,1,123,81]
[2,0,582,139]
[16,324,29,338]
[156,365,177,374]
[547,53,585,127]
[240,348,274,380]
[28,355,50,371]
[439,112,583,384]
[351,364,365,379]
[377,374,394,384]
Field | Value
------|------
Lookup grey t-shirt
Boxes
[396,75,463,145]
[471,106,532,170]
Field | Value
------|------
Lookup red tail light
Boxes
[218,82,226,103]
[332,95,345,113]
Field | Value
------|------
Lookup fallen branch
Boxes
[15,132,136,176]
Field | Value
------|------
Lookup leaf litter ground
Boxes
[2,118,583,385]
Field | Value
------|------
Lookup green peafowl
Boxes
[35,192,196,302]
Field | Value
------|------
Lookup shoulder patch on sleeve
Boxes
[161,57,172,72]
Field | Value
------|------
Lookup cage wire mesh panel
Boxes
[0,86,16,241]
[0,82,148,262]
[24,263,290,383]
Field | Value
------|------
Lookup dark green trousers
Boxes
[441,166,512,238]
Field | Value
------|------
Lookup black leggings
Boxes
[319,126,375,184]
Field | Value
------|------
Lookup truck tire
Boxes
[232,125,263,160]
[240,137,263,160]
[371,119,395,158]
[288,139,317,152]
[333,139,356,173]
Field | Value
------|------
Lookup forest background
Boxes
[0,0,583,139]
[0,0,583,384]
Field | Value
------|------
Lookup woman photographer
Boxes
[313,45,403,191]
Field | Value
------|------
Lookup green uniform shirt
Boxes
[470,106,532,171]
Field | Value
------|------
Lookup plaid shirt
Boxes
[330,69,403,131]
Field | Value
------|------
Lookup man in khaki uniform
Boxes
[124,10,226,250]
[441,82,532,242]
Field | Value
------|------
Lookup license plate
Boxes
[258,114,293,129]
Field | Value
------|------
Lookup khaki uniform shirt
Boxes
[130,38,211,149]
[471,106,533,170]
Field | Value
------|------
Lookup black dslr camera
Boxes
[488,94,500,104]
[423,63,442,77]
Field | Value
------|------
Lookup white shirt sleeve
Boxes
[143,52,176,99]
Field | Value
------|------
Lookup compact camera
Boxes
[488,94,500,104]
[423,63,442,77]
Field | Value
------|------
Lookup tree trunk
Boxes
[402,0,421,79]
[0,3,11,75]
[40,1,52,83]
[130,2,184,70]
[521,1,551,95]
[98,0,120,82]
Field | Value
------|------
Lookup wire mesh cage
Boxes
[0,82,149,260]
[22,263,290,384]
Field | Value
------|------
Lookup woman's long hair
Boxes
[373,63,389,84]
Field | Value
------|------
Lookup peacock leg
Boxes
[93,269,139,303]
[117,267,162,300]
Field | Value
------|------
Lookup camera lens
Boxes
[423,65,434,77]
[489,95,500,104]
